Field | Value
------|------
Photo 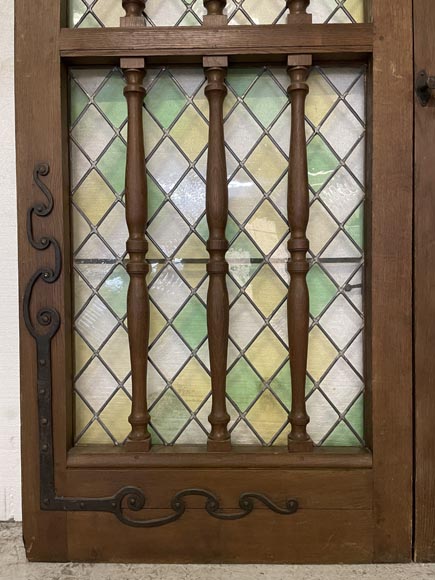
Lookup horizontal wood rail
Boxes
[67,445,372,469]
[59,24,373,61]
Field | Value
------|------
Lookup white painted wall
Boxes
[0,0,22,521]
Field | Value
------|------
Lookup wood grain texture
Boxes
[65,509,373,564]
[204,57,231,452]
[15,0,69,559]
[414,0,435,563]
[370,0,414,563]
[59,25,374,60]
[122,62,152,452]
[286,55,313,453]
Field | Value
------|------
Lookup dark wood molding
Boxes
[122,59,152,452]
[286,54,313,453]
[67,445,373,469]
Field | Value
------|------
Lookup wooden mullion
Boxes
[59,24,374,60]
[286,54,314,453]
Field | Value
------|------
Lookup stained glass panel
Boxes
[70,64,365,447]
[68,0,366,28]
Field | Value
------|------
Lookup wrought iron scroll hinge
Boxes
[25,162,299,528]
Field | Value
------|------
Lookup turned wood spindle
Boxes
[203,0,227,26]
[286,0,312,23]
[121,0,146,27]
[286,55,314,453]
[204,57,231,452]
[122,59,151,452]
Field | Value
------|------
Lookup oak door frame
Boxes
[414,0,435,563]
[15,0,414,563]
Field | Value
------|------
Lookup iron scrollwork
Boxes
[25,162,299,528]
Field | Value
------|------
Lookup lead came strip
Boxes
[286,54,314,452]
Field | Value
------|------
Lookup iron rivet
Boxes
[42,444,48,451]
[39,359,46,366]
[39,389,46,396]
[130,498,136,506]
[80,502,85,509]
[111,502,116,508]
[41,418,48,426]
[43,498,50,505]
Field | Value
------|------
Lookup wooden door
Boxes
[15,0,414,564]
[415,0,435,563]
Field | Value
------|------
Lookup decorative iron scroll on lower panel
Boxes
[69,0,365,28]
[26,162,299,526]
[70,64,366,448]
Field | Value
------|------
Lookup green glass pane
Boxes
[70,80,88,125]
[173,296,207,349]
[345,394,364,439]
[227,359,262,412]
[178,12,201,25]
[146,73,187,129]
[99,265,129,318]
[271,363,314,410]
[97,138,126,194]
[345,204,364,248]
[95,73,127,128]
[307,136,339,193]
[245,75,287,128]
[227,68,262,97]
[323,421,360,446]
[307,264,337,317]
[150,390,190,442]
[147,176,165,219]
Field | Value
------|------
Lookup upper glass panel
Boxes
[70,64,366,448]
[68,0,365,28]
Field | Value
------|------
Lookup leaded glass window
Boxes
[70,64,365,447]
[68,0,365,27]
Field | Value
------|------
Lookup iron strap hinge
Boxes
[416,70,435,107]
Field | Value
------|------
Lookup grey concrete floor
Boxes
[2,523,435,580]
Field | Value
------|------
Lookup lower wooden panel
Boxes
[65,509,373,564]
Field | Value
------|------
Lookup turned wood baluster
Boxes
[121,0,146,26]
[204,57,231,452]
[286,0,312,23]
[122,58,151,452]
[203,0,227,26]
[287,55,314,453]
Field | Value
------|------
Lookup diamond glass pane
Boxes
[69,0,366,27]
[70,64,366,447]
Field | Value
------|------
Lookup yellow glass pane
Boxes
[74,394,92,436]
[173,359,211,411]
[246,390,287,443]
[246,265,286,317]
[245,136,287,192]
[307,326,337,381]
[246,328,287,380]
[100,327,130,381]
[150,303,167,343]
[171,106,208,161]
[74,331,92,376]
[306,70,337,126]
[245,201,287,255]
[79,420,112,445]
[99,389,132,443]
[73,170,115,224]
